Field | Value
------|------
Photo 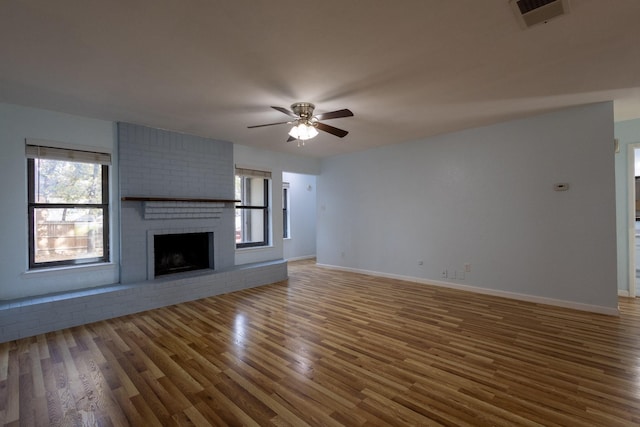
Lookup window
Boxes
[283,182,290,239]
[235,167,271,248]
[27,144,110,268]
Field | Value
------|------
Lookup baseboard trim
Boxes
[618,289,631,297]
[317,263,619,316]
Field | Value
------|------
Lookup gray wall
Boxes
[317,103,618,312]
[118,123,235,283]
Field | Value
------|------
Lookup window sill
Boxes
[22,262,117,279]
[235,245,274,253]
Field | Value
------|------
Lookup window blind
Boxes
[26,144,111,165]
[235,167,272,179]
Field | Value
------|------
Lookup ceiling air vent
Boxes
[510,0,570,28]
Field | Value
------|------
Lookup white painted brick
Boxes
[119,123,235,283]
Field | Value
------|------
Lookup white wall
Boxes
[283,172,317,260]
[614,118,640,295]
[317,103,618,313]
[233,144,320,265]
[0,103,119,300]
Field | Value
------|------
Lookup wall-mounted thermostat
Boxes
[553,183,570,191]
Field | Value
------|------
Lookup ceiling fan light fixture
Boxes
[248,102,352,143]
[288,122,318,141]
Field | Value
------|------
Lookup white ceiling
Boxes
[1,0,639,158]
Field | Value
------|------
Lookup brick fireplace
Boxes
[118,123,236,283]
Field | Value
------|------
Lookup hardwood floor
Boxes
[1,259,640,426]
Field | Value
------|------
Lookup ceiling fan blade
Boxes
[314,109,354,121]
[316,122,349,138]
[271,106,298,118]
[247,120,292,128]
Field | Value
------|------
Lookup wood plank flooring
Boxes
[1,259,640,426]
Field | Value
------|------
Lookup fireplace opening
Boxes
[154,232,213,276]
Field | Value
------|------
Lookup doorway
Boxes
[628,145,640,297]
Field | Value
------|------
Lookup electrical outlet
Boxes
[441,269,448,278]
[464,263,471,272]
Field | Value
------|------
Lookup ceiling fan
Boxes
[248,102,354,145]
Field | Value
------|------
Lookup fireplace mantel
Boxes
[121,196,239,203]
[122,197,238,220]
